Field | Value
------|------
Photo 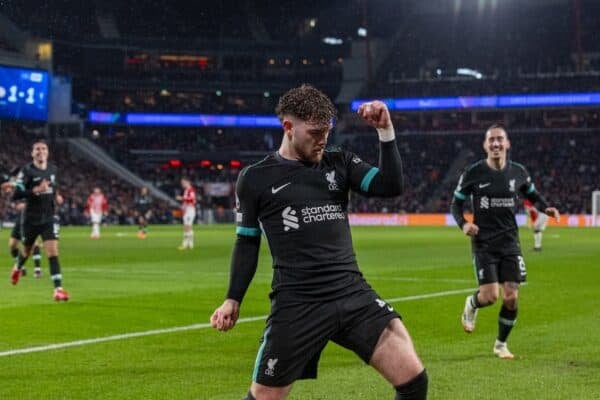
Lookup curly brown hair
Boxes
[275,84,337,126]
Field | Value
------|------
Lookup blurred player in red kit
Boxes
[176,177,196,250]
[85,187,108,239]
[524,198,548,251]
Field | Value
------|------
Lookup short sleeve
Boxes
[344,152,380,195]
[454,168,473,201]
[234,167,261,237]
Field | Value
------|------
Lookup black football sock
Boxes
[395,369,428,400]
[471,290,487,308]
[498,305,518,342]
[10,248,19,263]
[49,256,62,288]
[17,253,29,269]
[33,245,42,268]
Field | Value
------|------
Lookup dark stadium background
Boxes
[1,0,599,225]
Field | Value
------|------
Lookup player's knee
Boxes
[250,384,289,400]
[480,290,498,305]
[395,369,428,400]
[46,249,59,257]
[503,293,518,310]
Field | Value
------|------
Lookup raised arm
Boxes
[354,101,403,197]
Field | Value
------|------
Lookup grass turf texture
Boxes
[0,225,598,399]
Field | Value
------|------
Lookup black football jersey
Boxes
[453,160,536,253]
[235,149,382,301]
[13,162,58,225]
[135,194,153,211]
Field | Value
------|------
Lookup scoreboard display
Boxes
[0,65,49,121]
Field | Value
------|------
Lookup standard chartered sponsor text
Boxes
[301,204,346,223]
[490,198,515,207]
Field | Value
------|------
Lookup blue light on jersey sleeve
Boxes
[454,190,467,200]
[360,167,380,192]
[236,226,261,237]
[526,183,536,194]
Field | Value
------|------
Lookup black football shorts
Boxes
[251,286,400,387]
[22,219,60,246]
[472,251,527,284]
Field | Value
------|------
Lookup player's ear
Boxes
[282,119,293,139]
[506,139,511,150]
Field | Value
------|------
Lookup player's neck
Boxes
[486,157,506,171]
[33,160,47,170]
[277,143,299,161]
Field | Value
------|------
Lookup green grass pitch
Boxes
[0,225,598,399]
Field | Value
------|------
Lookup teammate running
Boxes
[451,124,559,358]
[11,139,70,301]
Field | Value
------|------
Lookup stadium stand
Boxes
[1,0,599,224]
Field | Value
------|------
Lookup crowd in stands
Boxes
[342,109,600,134]
[372,74,600,99]
[84,110,600,217]
[85,89,279,115]
[2,116,598,228]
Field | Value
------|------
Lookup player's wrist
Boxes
[376,126,395,142]
[224,298,241,308]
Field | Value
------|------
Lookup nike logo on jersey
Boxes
[478,182,491,188]
[271,182,291,194]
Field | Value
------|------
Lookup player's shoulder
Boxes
[508,160,528,173]
[47,163,58,175]
[21,162,34,172]
[239,154,276,179]
[322,146,356,166]
[462,159,486,175]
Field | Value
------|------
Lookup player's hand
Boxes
[1,181,14,194]
[210,299,240,332]
[34,179,49,194]
[462,222,479,236]
[357,101,392,130]
[545,207,560,223]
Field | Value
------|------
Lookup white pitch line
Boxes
[0,288,474,358]
[386,287,474,303]
[369,277,473,284]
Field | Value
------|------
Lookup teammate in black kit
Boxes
[211,85,427,400]
[4,167,43,279]
[134,187,153,239]
[11,139,70,301]
[451,124,559,358]
[10,203,43,278]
